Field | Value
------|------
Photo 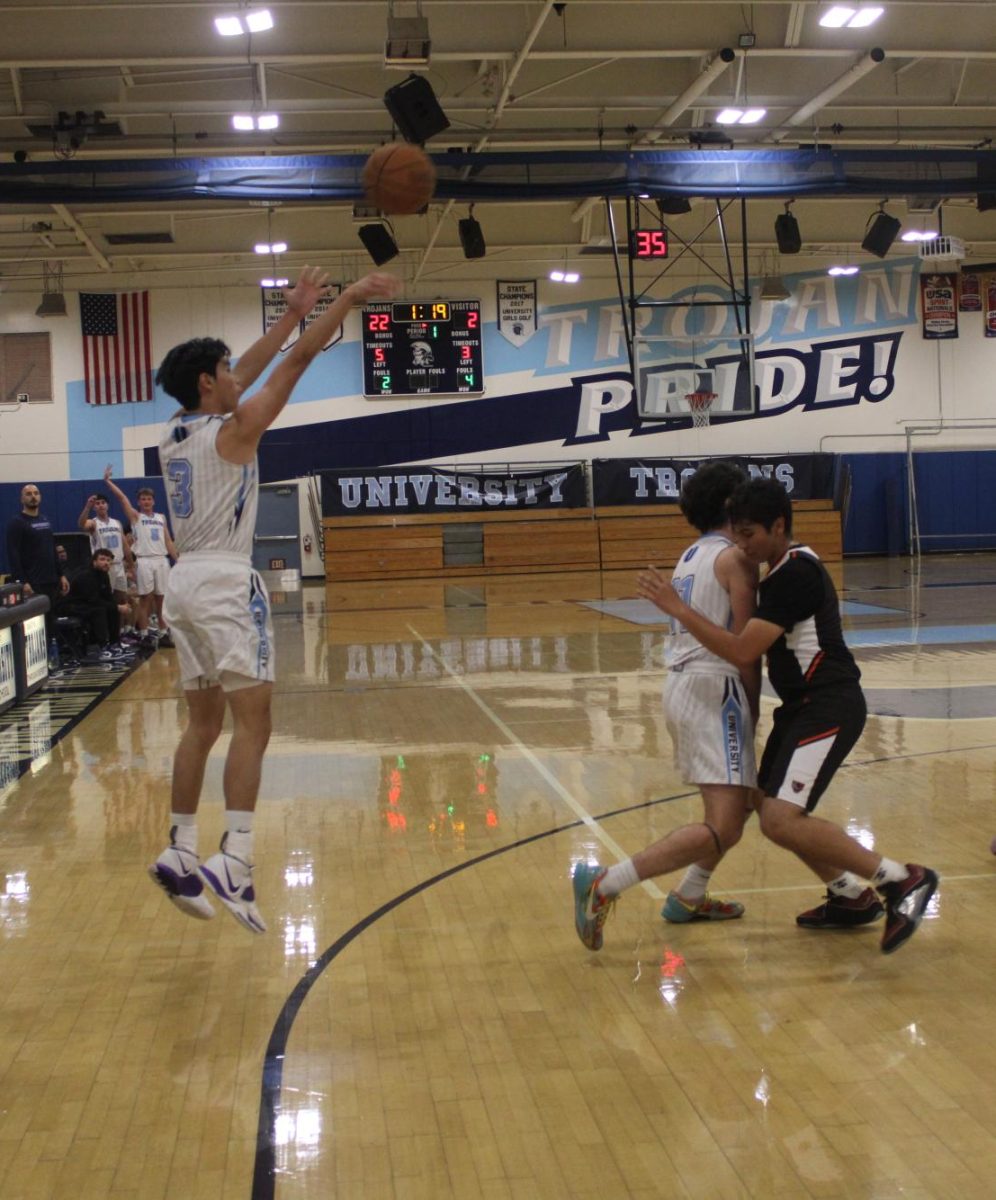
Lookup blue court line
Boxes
[847,623,996,647]
[841,599,908,616]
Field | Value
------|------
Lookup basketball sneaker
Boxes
[662,892,745,923]
[572,862,615,951]
[878,864,939,954]
[199,839,267,934]
[796,888,884,929]
[148,839,215,920]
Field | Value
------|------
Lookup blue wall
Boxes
[0,477,168,577]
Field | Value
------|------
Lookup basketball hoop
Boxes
[685,391,717,428]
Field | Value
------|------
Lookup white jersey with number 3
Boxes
[158,412,258,557]
[665,533,738,676]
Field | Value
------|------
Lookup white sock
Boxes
[599,858,640,898]
[223,810,254,862]
[872,858,908,887]
[170,812,197,854]
[827,872,867,899]
[674,863,713,902]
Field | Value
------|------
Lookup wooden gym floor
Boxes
[1,555,995,1200]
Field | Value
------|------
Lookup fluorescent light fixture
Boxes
[270,240,287,253]
[716,107,767,125]
[232,113,279,131]
[828,265,860,275]
[549,270,581,283]
[254,241,288,254]
[254,242,270,254]
[819,5,884,29]
[215,9,274,36]
[847,6,884,27]
[260,277,289,288]
[900,230,938,242]
[246,8,274,32]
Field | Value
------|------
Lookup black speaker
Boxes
[383,74,450,145]
[358,223,399,265]
[978,192,996,213]
[458,216,486,259]
[861,212,901,258]
[656,195,692,216]
[774,212,802,254]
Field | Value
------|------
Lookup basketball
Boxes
[362,142,436,215]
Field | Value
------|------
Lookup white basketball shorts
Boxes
[163,553,275,691]
[663,669,757,788]
[136,556,170,597]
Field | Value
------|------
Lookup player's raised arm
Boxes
[231,266,330,392]
[219,271,398,461]
[103,465,139,525]
[78,494,97,532]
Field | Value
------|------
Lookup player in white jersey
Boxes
[571,461,761,950]
[147,265,399,934]
[103,468,178,644]
[78,490,137,632]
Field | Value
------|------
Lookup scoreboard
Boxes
[362,300,484,398]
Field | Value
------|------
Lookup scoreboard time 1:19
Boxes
[362,300,484,398]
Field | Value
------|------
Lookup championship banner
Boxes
[496,279,537,347]
[959,270,982,312]
[261,284,344,351]
[986,275,996,338]
[321,463,587,516]
[592,454,836,507]
[919,272,958,339]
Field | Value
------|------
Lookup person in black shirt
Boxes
[64,549,130,649]
[638,477,938,955]
[6,483,69,633]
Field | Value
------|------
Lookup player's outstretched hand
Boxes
[284,266,331,318]
[636,565,680,615]
[348,272,401,304]
[103,464,114,482]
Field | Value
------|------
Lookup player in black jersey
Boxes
[638,477,938,955]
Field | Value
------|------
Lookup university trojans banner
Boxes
[321,463,587,516]
[592,454,836,506]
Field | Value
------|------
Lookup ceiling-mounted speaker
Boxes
[383,73,450,145]
[656,196,691,216]
[35,292,68,317]
[978,192,996,213]
[358,223,399,265]
[774,211,802,254]
[458,216,486,259]
[861,212,902,258]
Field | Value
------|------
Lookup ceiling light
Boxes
[260,277,289,288]
[232,113,279,131]
[828,265,860,275]
[214,9,274,36]
[760,275,792,301]
[245,9,274,32]
[900,230,937,242]
[254,241,288,254]
[254,242,269,254]
[716,107,767,125]
[819,5,884,29]
[549,270,581,284]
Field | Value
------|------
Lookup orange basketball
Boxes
[362,142,436,215]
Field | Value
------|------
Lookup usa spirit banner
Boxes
[592,454,836,506]
[919,272,958,339]
[321,463,587,516]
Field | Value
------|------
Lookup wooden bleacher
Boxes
[322,499,840,582]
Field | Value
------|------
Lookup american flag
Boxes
[80,291,153,405]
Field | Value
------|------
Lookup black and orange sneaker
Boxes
[796,888,884,929]
[878,864,939,954]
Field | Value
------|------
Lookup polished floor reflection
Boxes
[1,556,995,1199]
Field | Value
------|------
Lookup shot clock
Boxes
[362,299,485,397]
[629,229,669,260]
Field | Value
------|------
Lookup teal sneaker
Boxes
[572,862,614,951]
[661,891,745,923]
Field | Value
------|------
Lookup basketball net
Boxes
[685,391,717,429]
